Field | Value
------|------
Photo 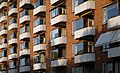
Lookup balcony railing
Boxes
[75,0,95,15]
[74,53,95,64]
[51,59,67,67]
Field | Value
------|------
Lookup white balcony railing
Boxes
[20,49,30,56]
[108,15,120,30]
[33,44,46,52]
[33,5,46,16]
[74,53,95,64]
[0,16,7,23]
[8,8,17,16]
[0,57,7,62]
[51,15,67,26]
[19,32,30,40]
[0,30,7,35]
[51,59,67,67]
[75,1,95,15]
[8,23,18,31]
[20,15,30,24]
[0,44,7,49]
[74,27,95,39]
[33,63,46,70]
[0,2,7,9]
[33,25,46,34]
[8,38,17,45]
[8,53,17,60]
[50,37,67,46]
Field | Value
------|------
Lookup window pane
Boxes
[107,5,118,19]
[51,49,58,60]
[51,29,59,39]
[75,42,84,55]
[75,18,84,31]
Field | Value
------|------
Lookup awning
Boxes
[111,29,120,43]
[95,30,116,47]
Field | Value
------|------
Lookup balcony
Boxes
[50,37,67,46]
[108,15,120,30]
[0,16,7,23]
[51,15,67,26]
[0,2,7,10]
[33,5,46,16]
[20,15,30,24]
[8,69,17,73]
[33,44,46,52]
[50,0,63,5]
[107,47,120,58]
[8,8,17,16]
[20,49,30,56]
[8,53,17,60]
[8,0,14,2]
[51,59,67,67]
[8,38,17,45]
[0,30,7,36]
[0,71,7,73]
[8,23,18,31]
[0,57,7,62]
[75,1,95,15]
[19,32,30,40]
[33,63,46,70]
[0,44,7,49]
[19,0,34,9]
[74,53,95,64]
[33,25,46,34]
[74,27,95,40]
[19,66,30,72]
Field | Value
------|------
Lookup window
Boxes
[72,42,94,56]
[72,0,75,12]
[34,34,45,45]
[50,47,66,60]
[0,10,7,17]
[20,9,29,18]
[1,23,7,30]
[72,66,93,73]
[1,37,7,44]
[20,42,29,51]
[0,50,7,57]
[34,18,46,27]
[20,24,30,34]
[9,61,16,69]
[102,3,118,24]
[10,32,17,39]
[0,10,7,18]
[20,57,30,67]
[102,62,113,73]
[0,64,7,70]
[9,2,17,10]
[34,52,45,64]
[75,0,85,6]
[103,62,120,73]
[34,0,46,8]
[73,42,84,55]
[10,18,17,24]
[51,7,66,18]
[51,67,66,73]
[10,47,16,54]
[72,18,84,34]
[50,28,66,40]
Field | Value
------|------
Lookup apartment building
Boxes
[0,0,119,73]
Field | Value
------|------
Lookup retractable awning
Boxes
[111,29,120,43]
[95,30,116,47]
